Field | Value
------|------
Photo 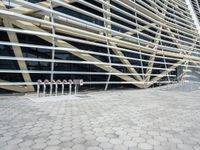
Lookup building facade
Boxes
[0,0,200,93]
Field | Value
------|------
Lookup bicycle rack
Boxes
[43,79,49,97]
[36,79,84,97]
[37,79,42,97]
[62,80,67,95]
[55,80,61,96]
[68,79,73,95]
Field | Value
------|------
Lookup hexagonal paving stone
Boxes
[18,140,34,147]
[132,137,146,143]
[59,141,74,148]
[34,138,48,143]
[168,138,183,144]
[109,138,123,145]
[138,143,153,150]
[123,140,137,147]
[99,142,113,149]
[194,145,200,150]
[153,136,168,142]
[87,146,102,150]
[147,131,160,136]
[71,144,86,150]
[73,137,86,144]
[177,144,194,150]
[160,142,177,150]
[46,139,61,146]
[113,144,129,150]
[96,137,109,142]
[0,144,19,150]
[31,143,47,149]
[115,130,127,136]
[85,140,99,147]
[7,138,23,145]
[44,146,61,150]
[147,139,160,146]
[0,136,12,142]
[84,135,96,140]
[48,135,61,140]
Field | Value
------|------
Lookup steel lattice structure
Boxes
[0,0,200,93]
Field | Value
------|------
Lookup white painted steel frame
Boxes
[0,0,200,92]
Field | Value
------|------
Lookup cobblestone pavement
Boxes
[0,88,200,150]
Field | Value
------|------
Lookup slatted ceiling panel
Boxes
[0,0,199,93]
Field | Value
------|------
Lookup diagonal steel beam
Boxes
[0,2,34,92]
[146,60,185,88]
[111,24,155,82]
[7,18,144,88]
[102,0,142,82]
[109,42,143,81]
[145,26,162,83]
[3,20,34,92]
[1,2,199,62]
[6,1,153,82]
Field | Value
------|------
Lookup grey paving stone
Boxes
[123,140,137,147]
[44,146,61,150]
[168,138,183,144]
[46,139,61,146]
[99,142,113,149]
[0,144,19,150]
[71,144,86,150]
[19,147,32,150]
[59,141,74,148]
[132,137,146,143]
[34,138,47,143]
[147,139,160,146]
[84,135,96,140]
[0,136,12,142]
[7,138,23,145]
[96,137,109,142]
[72,137,86,144]
[0,89,200,150]
[19,140,34,147]
[31,143,47,149]
[160,142,177,150]
[138,143,153,150]
[112,144,129,150]
[177,144,194,150]
[86,146,102,150]
[109,138,123,145]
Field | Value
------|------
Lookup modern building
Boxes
[0,0,200,93]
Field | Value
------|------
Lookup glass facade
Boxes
[0,0,200,93]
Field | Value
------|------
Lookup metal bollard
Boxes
[62,80,67,95]
[68,80,73,95]
[37,80,42,97]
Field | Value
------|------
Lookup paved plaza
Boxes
[0,87,200,150]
